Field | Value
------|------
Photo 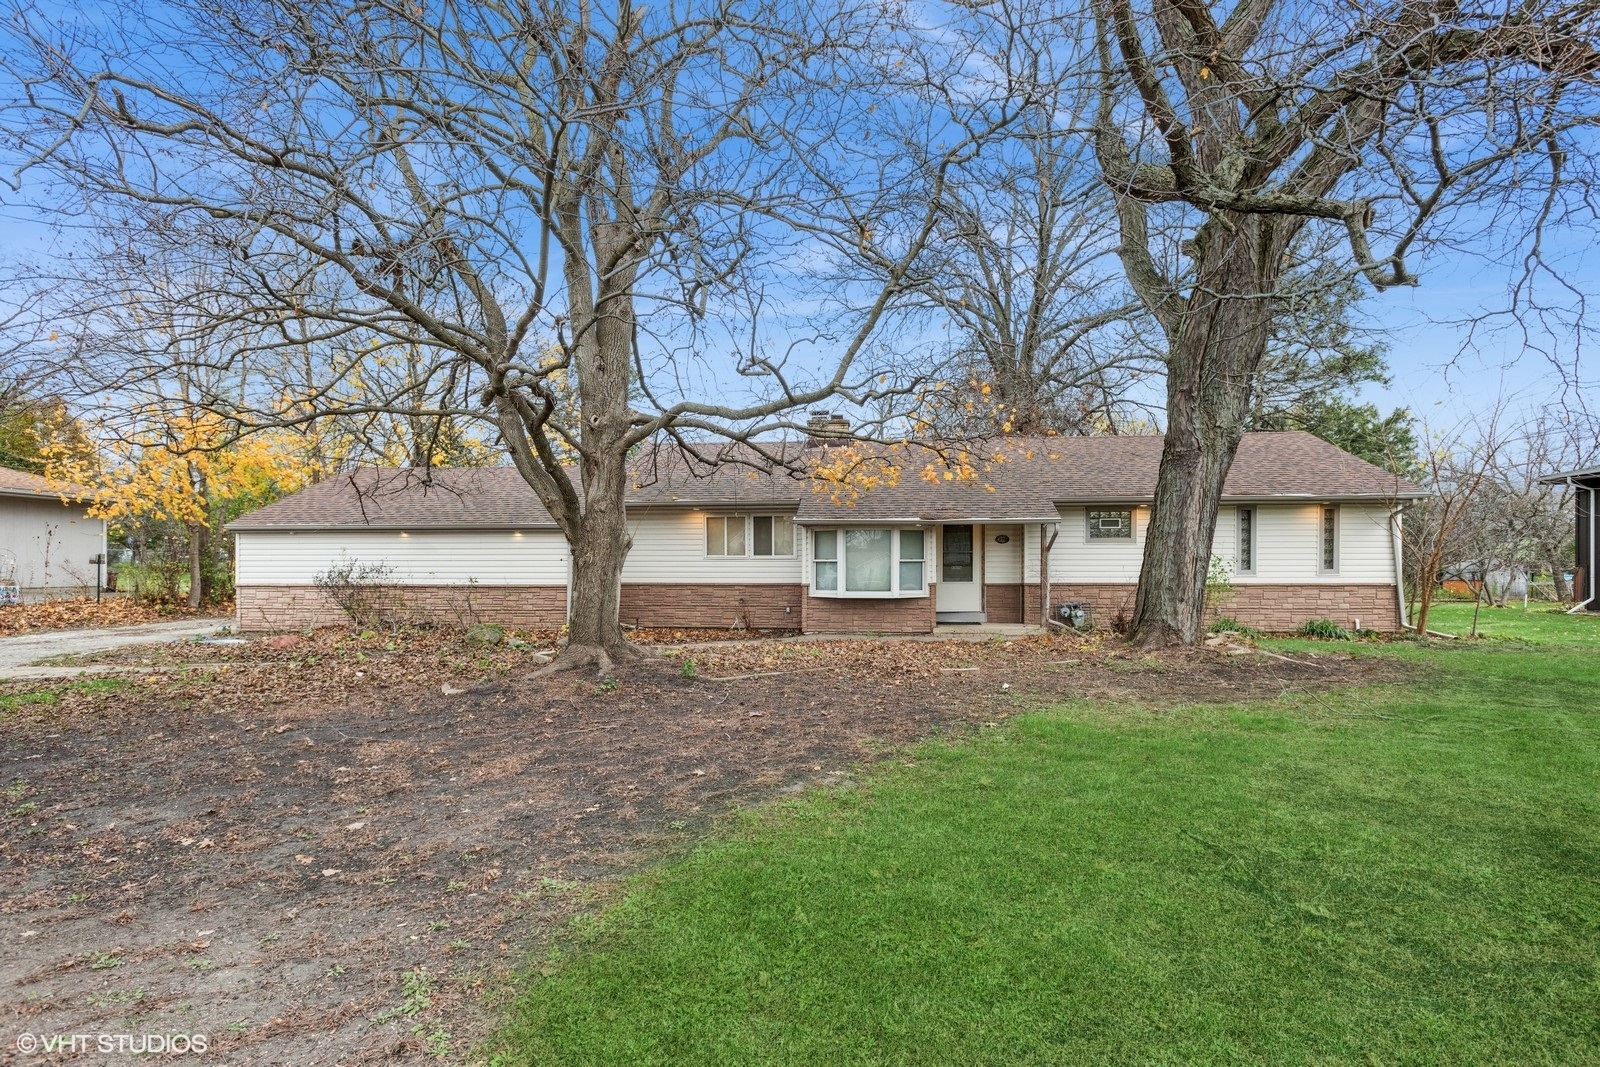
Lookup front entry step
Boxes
[935,611,987,624]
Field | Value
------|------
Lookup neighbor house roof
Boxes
[229,431,1424,531]
[1538,465,1600,486]
[0,466,94,503]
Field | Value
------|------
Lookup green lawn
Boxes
[491,627,1600,1065]
[1422,599,1600,647]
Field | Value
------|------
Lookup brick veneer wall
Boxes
[1024,583,1042,626]
[620,583,802,630]
[1044,582,1401,632]
[236,584,567,632]
[802,585,936,634]
[983,583,1025,624]
[1226,584,1401,632]
[1047,583,1140,631]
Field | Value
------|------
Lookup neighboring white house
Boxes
[228,431,1425,634]
[0,467,107,601]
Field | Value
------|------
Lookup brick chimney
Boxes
[805,410,850,447]
[805,410,832,444]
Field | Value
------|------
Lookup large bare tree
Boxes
[905,104,1153,436]
[2,0,1008,670]
[1084,0,1599,645]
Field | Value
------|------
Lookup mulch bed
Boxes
[0,631,1408,1064]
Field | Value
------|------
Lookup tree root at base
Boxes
[534,639,650,679]
[1126,621,1191,650]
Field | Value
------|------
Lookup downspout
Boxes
[565,540,573,625]
[1393,500,1457,637]
[1390,501,1411,630]
[1040,521,1059,629]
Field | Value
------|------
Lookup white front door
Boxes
[936,524,983,616]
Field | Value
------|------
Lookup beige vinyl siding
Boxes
[1023,522,1042,584]
[1049,506,1149,583]
[1337,503,1398,582]
[984,524,1023,583]
[1232,503,1394,584]
[0,496,106,592]
[622,508,804,584]
[1044,502,1395,586]
[234,530,569,585]
[1212,506,1238,569]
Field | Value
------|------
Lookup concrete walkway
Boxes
[0,618,233,680]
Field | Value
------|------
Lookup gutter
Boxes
[225,523,563,533]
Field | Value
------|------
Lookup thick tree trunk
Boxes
[1551,562,1571,603]
[536,224,650,678]
[187,522,204,610]
[551,453,644,676]
[1129,217,1284,648]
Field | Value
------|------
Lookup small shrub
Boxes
[313,558,408,629]
[1204,555,1237,613]
[114,561,187,604]
[1208,617,1262,638]
[1297,617,1352,640]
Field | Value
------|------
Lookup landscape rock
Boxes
[466,624,505,646]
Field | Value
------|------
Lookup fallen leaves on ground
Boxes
[680,631,1110,681]
[0,631,1407,1064]
[26,625,794,715]
[0,597,232,637]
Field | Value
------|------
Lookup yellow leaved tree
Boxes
[45,411,328,608]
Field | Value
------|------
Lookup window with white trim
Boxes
[1086,507,1134,540]
[1319,505,1339,573]
[810,528,927,597]
[752,515,795,557]
[705,514,794,557]
[1236,507,1256,575]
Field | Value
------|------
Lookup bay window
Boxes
[810,527,927,597]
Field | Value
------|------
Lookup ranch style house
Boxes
[228,430,1425,635]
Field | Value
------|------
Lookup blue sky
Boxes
[1353,249,1595,431]
[1,0,1592,443]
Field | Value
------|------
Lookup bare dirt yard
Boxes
[0,628,1407,1064]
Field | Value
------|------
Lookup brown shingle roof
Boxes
[0,466,94,502]
[795,431,1421,522]
[229,432,1423,530]
[227,467,561,530]
[229,445,814,530]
